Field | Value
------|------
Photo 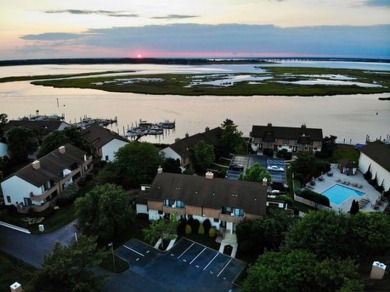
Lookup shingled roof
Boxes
[168,127,222,159]
[251,123,323,142]
[82,124,128,149]
[9,144,86,187]
[145,172,267,216]
[3,120,69,136]
[361,140,390,172]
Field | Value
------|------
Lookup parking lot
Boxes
[105,238,246,292]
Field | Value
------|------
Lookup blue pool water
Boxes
[322,184,365,205]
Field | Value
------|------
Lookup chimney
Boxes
[205,171,214,179]
[175,138,180,143]
[10,282,22,292]
[205,127,209,132]
[301,124,306,129]
[157,166,163,174]
[267,123,272,127]
[32,160,40,170]
[58,146,66,154]
[185,133,189,138]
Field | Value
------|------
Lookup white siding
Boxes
[101,139,128,162]
[1,176,41,206]
[136,204,148,215]
[148,210,161,221]
[359,152,390,191]
[161,147,181,161]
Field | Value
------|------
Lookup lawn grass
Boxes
[327,144,360,163]
[0,251,36,292]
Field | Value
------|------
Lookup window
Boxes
[233,208,244,217]
[6,196,11,203]
[283,139,288,145]
[176,200,185,208]
[158,211,163,215]
[213,218,219,223]
[164,199,172,207]
[105,155,109,161]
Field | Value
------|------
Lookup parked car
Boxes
[267,165,284,172]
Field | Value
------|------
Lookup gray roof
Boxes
[251,124,323,142]
[361,140,390,172]
[145,172,267,216]
[82,124,128,149]
[168,127,222,159]
[10,144,86,187]
[3,120,69,136]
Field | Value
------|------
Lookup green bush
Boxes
[198,224,205,235]
[209,227,216,238]
[277,149,293,160]
[299,189,330,207]
[278,195,293,206]
[203,219,211,234]
[185,224,192,235]
[56,184,79,206]
[263,148,274,157]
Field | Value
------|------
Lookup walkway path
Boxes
[0,220,77,268]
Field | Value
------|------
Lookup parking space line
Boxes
[123,245,145,257]
[189,247,206,264]
[177,242,195,259]
[203,253,219,271]
[217,258,233,277]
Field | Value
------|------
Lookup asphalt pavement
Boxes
[0,220,77,268]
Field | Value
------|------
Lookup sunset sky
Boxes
[1,0,389,60]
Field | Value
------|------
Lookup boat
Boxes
[159,120,175,129]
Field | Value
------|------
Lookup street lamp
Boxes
[108,242,116,270]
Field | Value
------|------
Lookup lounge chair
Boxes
[336,178,341,182]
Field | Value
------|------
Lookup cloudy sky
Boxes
[1,0,389,60]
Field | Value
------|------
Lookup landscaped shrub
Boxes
[209,227,216,238]
[177,218,187,236]
[198,224,205,235]
[203,219,211,234]
[364,166,372,180]
[293,173,305,185]
[277,149,292,160]
[188,218,200,234]
[299,189,330,207]
[278,195,293,206]
[56,184,79,206]
[185,224,192,235]
[263,148,274,157]
[314,161,331,177]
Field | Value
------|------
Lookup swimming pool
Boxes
[322,184,365,205]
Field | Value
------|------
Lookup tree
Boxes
[242,251,363,292]
[5,126,38,162]
[162,158,182,173]
[38,127,89,157]
[291,151,316,183]
[30,235,108,292]
[143,214,179,249]
[349,199,359,215]
[194,140,215,174]
[75,184,134,243]
[284,210,350,260]
[110,141,163,188]
[220,119,245,156]
[238,163,271,184]
[320,135,337,157]
[0,113,7,137]
[236,210,296,256]
[285,210,390,260]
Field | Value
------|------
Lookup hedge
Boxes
[299,189,330,207]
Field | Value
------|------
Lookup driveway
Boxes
[0,220,77,268]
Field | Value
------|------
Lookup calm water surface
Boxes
[0,63,389,144]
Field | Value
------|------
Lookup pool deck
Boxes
[307,165,388,213]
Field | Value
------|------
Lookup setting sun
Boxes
[137,54,143,58]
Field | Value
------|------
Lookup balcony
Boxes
[30,187,58,202]
[163,205,186,215]
[219,213,244,224]
[18,201,52,214]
